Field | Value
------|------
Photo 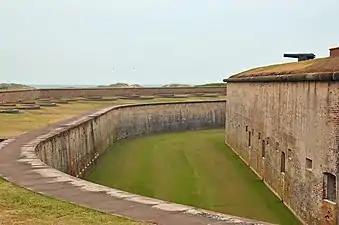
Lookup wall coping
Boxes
[0,86,225,94]
[223,72,339,83]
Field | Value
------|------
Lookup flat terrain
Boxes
[86,129,301,225]
[0,96,223,225]
[232,57,339,78]
[0,97,224,137]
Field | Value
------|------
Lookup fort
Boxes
[1,51,339,224]
[224,51,339,225]
[0,99,276,225]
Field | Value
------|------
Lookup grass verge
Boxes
[86,129,301,225]
[0,178,143,225]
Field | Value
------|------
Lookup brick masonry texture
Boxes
[330,47,339,58]
[0,100,275,225]
[225,80,339,225]
[0,87,226,103]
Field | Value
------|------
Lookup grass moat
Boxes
[85,129,301,225]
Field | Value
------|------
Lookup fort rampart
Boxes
[8,99,273,224]
[224,72,339,225]
[0,86,226,103]
[35,100,226,178]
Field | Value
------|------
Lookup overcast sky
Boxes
[1,1,338,85]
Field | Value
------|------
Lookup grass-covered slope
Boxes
[231,57,339,78]
[86,129,301,225]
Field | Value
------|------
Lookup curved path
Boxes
[0,109,274,225]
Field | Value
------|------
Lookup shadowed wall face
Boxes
[36,101,225,178]
[225,81,339,225]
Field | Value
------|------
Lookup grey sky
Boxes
[1,1,338,85]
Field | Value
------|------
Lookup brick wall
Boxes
[225,80,339,225]
[0,87,226,103]
[330,47,339,57]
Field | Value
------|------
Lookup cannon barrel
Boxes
[283,53,316,61]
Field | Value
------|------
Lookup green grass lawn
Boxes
[0,178,143,225]
[86,129,301,225]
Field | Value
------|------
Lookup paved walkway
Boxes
[0,110,274,225]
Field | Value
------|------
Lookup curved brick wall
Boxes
[0,87,226,103]
[36,100,226,178]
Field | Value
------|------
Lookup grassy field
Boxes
[86,129,301,225]
[0,97,224,137]
[232,56,339,78]
[0,97,223,225]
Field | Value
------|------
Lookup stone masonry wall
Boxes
[225,81,339,225]
[0,87,226,103]
[36,100,225,179]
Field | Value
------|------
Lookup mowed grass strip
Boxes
[86,129,301,225]
[0,178,143,225]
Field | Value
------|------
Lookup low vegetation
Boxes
[232,57,339,78]
[195,83,226,87]
[86,129,301,225]
[98,83,142,88]
[0,83,35,90]
[162,84,191,87]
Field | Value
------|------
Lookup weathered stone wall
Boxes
[0,89,41,103]
[0,87,226,103]
[36,100,225,179]
[225,81,339,225]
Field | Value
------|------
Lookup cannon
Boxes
[283,53,315,61]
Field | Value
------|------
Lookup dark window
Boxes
[276,142,279,152]
[261,140,266,157]
[306,158,312,169]
[281,151,286,172]
[258,132,261,140]
[323,173,336,202]
[246,126,248,132]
